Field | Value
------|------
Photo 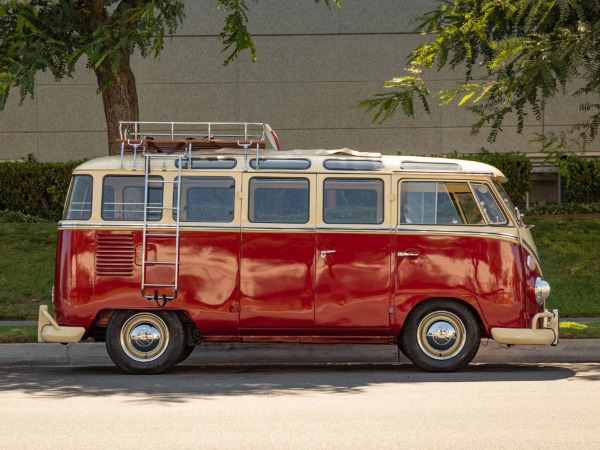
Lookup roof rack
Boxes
[116,121,280,169]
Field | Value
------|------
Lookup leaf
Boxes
[360,0,600,148]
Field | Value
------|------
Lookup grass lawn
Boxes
[528,217,600,317]
[559,322,600,339]
[0,325,37,343]
[0,217,598,321]
[0,223,56,320]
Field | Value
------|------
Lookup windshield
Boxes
[494,182,523,226]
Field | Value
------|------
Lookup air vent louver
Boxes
[96,233,135,277]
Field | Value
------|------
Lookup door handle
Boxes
[320,250,336,259]
[397,251,419,257]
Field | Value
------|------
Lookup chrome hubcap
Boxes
[120,313,169,362]
[417,311,466,360]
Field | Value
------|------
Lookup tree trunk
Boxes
[94,50,139,156]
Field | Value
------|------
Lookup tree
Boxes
[0,0,339,155]
[359,0,600,150]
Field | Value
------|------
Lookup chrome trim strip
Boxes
[398,250,419,257]
[395,227,519,241]
[59,222,241,231]
[394,170,495,176]
[317,226,391,232]
[241,227,316,232]
[60,223,520,240]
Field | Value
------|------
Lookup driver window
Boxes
[400,181,486,225]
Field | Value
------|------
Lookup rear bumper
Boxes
[491,309,559,346]
[38,305,85,343]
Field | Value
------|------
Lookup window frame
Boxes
[323,159,383,171]
[472,182,509,225]
[173,176,236,223]
[63,175,93,221]
[249,158,311,170]
[176,158,237,170]
[322,177,385,225]
[398,179,503,226]
[101,175,164,222]
[247,176,312,225]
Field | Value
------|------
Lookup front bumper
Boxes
[38,305,85,343]
[491,309,559,346]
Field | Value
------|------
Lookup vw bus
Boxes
[38,121,557,374]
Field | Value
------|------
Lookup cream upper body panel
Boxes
[519,226,544,275]
[65,149,517,236]
[72,149,507,183]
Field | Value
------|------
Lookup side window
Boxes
[323,178,383,224]
[400,181,485,225]
[472,183,507,224]
[102,186,115,220]
[102,176,163,221]
[174,176,235,222]
[249,178,309,224]
[64,175,93,220]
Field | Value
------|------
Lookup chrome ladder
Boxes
[140,146,188,306]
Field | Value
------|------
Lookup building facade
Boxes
[0,0,594,163]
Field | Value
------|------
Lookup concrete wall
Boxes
[0,0,591,162]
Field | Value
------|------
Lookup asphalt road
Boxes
[1,363,599,449]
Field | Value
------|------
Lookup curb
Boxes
[1,340,599,367]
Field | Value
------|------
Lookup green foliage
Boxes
[1,0,340,155]
[445,150,532,209]
[0,155,81,221]
[0,1,185,109]
[217,0,340,65]
[360,0,600,147]
[526,202,600,215]
[0,210,51,224]
[0,0,341,101]
[357,66,431,123]
[218,0,256,66]
[554,154,600,203]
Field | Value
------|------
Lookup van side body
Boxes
[40,146,557,373]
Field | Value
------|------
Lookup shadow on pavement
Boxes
[1,363,595,403]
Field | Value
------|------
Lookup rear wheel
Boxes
[401,300,480,372]
[106,310,185,374]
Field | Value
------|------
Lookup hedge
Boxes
[525,202,600,215]
[555,154,600,203]
[0,155,82,222]
[442,150,532,209]
[0,210,53,223]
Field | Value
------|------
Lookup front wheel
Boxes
[401,300,480,372]
[106,310,185,374]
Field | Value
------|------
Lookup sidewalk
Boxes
[1,339,599,367]
[1,319,599,367]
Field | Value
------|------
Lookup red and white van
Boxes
[38,121,557,374]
